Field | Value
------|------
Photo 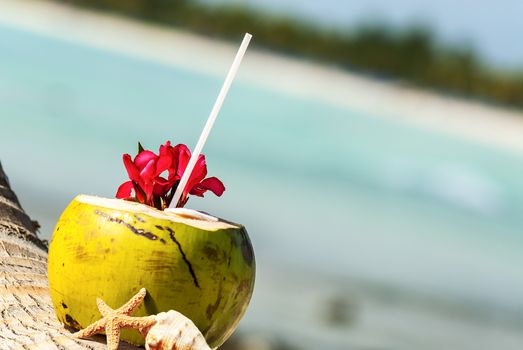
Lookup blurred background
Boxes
[1,0,523,349]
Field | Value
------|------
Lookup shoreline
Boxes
[1,0,523,154]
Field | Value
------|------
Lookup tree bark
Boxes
[0,162,138,349]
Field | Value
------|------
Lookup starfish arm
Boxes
[118,315,157,334]
[73,318,107,339]
[106,319,122,350]
[116,288,147,315]
[97,297,115,317]
[137,316,158,338]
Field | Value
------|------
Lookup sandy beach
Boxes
[2,0,523,155]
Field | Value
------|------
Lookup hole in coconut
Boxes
[164,208,218,222]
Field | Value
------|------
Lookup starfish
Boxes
[74,288,157,350]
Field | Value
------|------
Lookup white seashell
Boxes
[146,310,212,350]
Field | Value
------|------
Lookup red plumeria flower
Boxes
[116,141,225,209]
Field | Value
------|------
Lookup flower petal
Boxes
[192,155,208,183]
[116,181,133,198]
[139,159,157,202]
[132,182,146,202]
[189,177,225,197]
[173,144,191,178]
[135,150,157,170]
[123,154,140,182]
[201,177,225,196]
[185,155,208,195]
[157,141,173,175]
[140,158,157,180]
[153,176,174,197]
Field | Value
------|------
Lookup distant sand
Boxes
[2,0,523,154]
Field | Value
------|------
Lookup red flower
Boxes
[116,141,225,209]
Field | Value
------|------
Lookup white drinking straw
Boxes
[169,33,252,208]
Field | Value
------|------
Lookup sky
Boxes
[205,0,523,70]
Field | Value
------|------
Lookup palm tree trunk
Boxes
[0,162,137,349]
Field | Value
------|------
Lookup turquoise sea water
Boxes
[1,24,522,348]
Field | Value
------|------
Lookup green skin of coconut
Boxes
[47,195,255,348]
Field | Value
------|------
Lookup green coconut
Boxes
[48,194,255,348]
